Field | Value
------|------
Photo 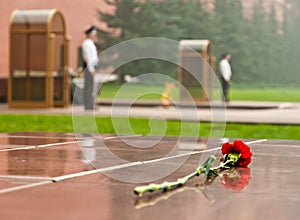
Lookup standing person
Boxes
[219,52,232,103]
[81,25,99,110]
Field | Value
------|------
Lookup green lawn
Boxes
[100,84,175,100]
[1,114,299,140]
[1,86,299,139]
[230,88,300,102]
[100,84,300,102]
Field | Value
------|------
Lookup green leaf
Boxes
[205,156,216,176]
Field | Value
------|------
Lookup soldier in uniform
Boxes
[81,26,99,110]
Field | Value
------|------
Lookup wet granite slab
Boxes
[0,132,299,220]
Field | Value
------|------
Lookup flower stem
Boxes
[134,155,216,196]
[212,159,234,170]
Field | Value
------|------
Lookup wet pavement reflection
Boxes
[0,132,299,220]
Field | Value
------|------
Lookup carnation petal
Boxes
[222,140,252,167]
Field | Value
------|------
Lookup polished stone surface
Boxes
[0,132,299,220]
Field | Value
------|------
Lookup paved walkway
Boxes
[1,100,300,125]
[0,133,299,219]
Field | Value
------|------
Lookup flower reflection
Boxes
[220,167,251,192]
[134,181,215,209]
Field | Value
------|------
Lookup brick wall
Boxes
[0,0,113,78]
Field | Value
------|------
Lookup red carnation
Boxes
[221,140,252,167]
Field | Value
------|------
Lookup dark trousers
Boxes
[221,77,230,102]
[84,69,94,110]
